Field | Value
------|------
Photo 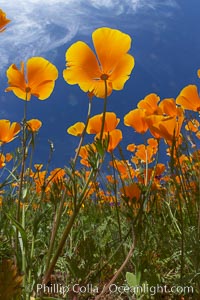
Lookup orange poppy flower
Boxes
[124,108,149,134]
[0,9,10,32]
[27,119,42,132]
[147,115,183,145]
[110,159,134,179]
[197,69,200,78]
[87,112,120,134]
[147,138,158,150]
[0,120,20,144]
[155,163,165,177]
[159,98,178,117]
[137,93,162,115]
[176,85,200,111]
[185,119,199,132]
[63,27,134,98]
[106,175,117,184]
[121,183,141,201]
[96,129,122,152]
[48,168,65,184]
[34,164,43,171]
[127,143,136,152]
[145,115,164,139]
[5,57,58,101]
[34,170,48,194]
[78,143,96,167]
[135,144,155,163]
[0,154,6,168]
[5,153,13,162]
[67,122,85,136]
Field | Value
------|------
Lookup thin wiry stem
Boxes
[99,79,108,142]
[73,93,93,166]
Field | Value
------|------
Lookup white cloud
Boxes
[0,0,178,72]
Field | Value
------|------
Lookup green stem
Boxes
[73,93,93,166]
[22,204,27,298]
[27,234,35,292]
[99,79,108,142]
[42,168,95,284]
[17,96,28,222]
[45,189,66,269]
[16,95,28,279]
[111,152,125,258]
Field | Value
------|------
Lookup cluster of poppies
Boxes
[1,8,200,205]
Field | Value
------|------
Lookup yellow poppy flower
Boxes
[48,168,65,184]
[0,154,6,168]
[67,122,85,136]
[121,183,141,201]
[34,164,43,171]
[185,119,199,132]
[87,112,120,134]
[159,98,178,117]
[5,153,13,162]
[135,144,155,163]
[147,115,184,145]
[0,120,20,144]
[124,108,149,134]
[27,119,42,132]
[5,57,58,101]
[137,93,162,115]
[176,85,200,112]
[0,9,10,32]
[63,27,134,98]
[95,129,123,152]
[127,143,136,152]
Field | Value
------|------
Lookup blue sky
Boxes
[1,0,200,169]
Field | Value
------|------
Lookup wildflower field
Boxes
[1,8,200,300]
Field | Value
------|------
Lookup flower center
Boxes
[25,87,31,93]
[100,74,109,81]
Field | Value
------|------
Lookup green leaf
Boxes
[126,272,138,287]
[5,213,27,249]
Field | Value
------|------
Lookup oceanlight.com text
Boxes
[108,283,194,296]
[36,283,194,296]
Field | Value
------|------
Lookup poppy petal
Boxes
[79,79,113,98]
[107,129,122,152]
[176,85,200,111]
[159,98,177,116]
[63,41,100,85]
[87,112,120,134]
[92,27,132,74]
[0,9,10,32]
[137,93,161,115]
[124,109,148,134]
[109,54,135,90]
[5,63,27,99]
[67,122,85,136]
[27,57,58,100]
